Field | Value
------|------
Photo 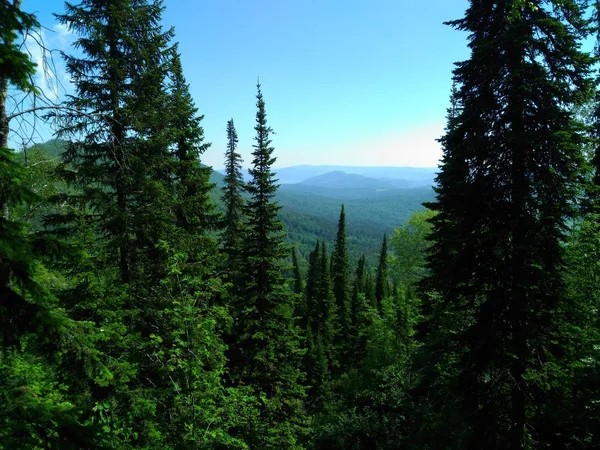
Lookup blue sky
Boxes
[21,0,469,168]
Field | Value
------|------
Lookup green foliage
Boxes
[221,118,245,263]
[0,0,39,93]
[390,209,435,288]
[6,1,600,448]
[416,1,595,447]
[231,83,307,447]
[374,234,388,312]
[330,206,351,371]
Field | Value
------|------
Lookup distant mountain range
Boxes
[22,141,436,266]
[216,164,438,186]
[277,170,434,200]
[210,167,436,264]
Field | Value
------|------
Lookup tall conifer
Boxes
[331,205,351,369]
[375,234,388,312]
[221,118,245,261]
[234,83,306,447]
[417,1,594,448]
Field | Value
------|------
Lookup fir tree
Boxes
[0,2,104,445]
[330,205,351,370]
[315,241,337,368]
[167,48,216,233]
[234,82,306,447]
[351,254,367,331]
[221,118,245,262]
[305,241,321,327]
[375,234,388,312]
[292,247,304,295]
[417,1,594,448]
[52,2,241,446]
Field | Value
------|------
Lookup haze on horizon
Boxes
[22,0,469,168]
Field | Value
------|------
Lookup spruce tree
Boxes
[330,205,351,370]
[221,118,245,262]
[234,82,306,447]
[167,49,216,233]
[315,241,337,368]
[351,254,367,331]
[0,3,104,445]
[417,1,594,448]
[349,254,370,368]
[375,234,388,312]
[52,2,242,446]
[292,247,305,295]
[305,241,321,327]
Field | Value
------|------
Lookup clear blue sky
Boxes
[22,0,469,168]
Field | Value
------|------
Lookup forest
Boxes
[1,0,600,449]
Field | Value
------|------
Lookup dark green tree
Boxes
[167,49,216,234]
[351,254,367,331]
[292,246,304,295]
[305,241,321,325]
[330,205,351,370]
[315,241,337,369]
[0,2,106,446]
[348,254,369,367]
[417,1,594,448]
[221,118,245,262]
[233,82,307,448]
[374,234,388,312]
[51,2,243,446]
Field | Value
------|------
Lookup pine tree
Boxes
[351,254,367,331]
[417,1,594,448]
[234,82,306,447]
[315,241,337,368]
[51,2,243,446]
[0,3,105,445]
[330,205,351,370]
[348,254,370,368]
[375,234,388,312]
[221,118,245,263]
[167,48,216,234]
[54,0,176,283]
[292,247,304,295]
[304,241,321,329]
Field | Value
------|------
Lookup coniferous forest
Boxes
[2,0,600,448]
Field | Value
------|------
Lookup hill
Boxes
[279,170,431,200]
[216,164,438,185]
[20,141,434,267]
[210,169,434,264]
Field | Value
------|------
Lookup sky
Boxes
[19,0,470,169]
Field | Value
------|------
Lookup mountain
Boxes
[278,170,431,200]
[20,142,433,267]
[216,164,438,185]
[209,169,434,264]
[298,171,397,189]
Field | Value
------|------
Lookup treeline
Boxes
[3,0,600,449]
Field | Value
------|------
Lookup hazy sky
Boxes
[22,0,469,168]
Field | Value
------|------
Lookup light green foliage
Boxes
[390,210,435,288]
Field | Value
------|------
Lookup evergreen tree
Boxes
[351,254,367,332]
[51,2,243,446]
[417,1,594,448]
[330,205,351,370]
[374,234,388,312]
[292,246,305,295]
[167,49,216,234]
[221,118,245,263]
[315,241,337,369]
[234,82,306,447]
[348,254,370,368]
[0,2,105,445]
[301,241,321,334]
